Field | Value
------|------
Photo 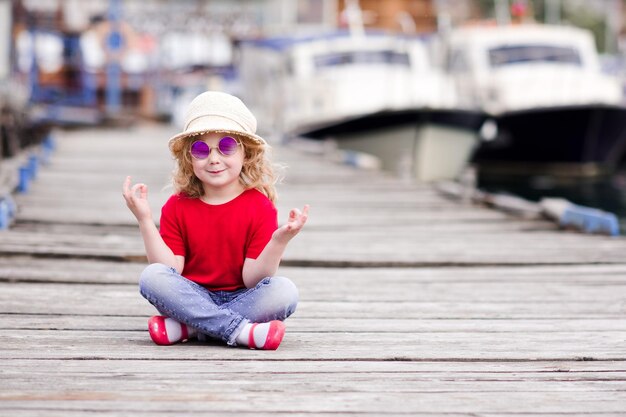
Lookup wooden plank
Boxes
[14,192,515,220]
[2,357,625,374]
[282,231,626,266]
[4,257,626,285]
[2,392,625,415]
[2,298,625,319]
[1,274,626,305]
[2,314,626,334]
[0,412,476,417]
[2,358,626,413]
[2,282,626,319]
[3,227,626,265]
[3,274,626,307]
[3,377,626,405]
[3,362,626,394]
[14,187,517,224]
[1,328,626,362]
[0,257,145,284]
[12,205,536,229]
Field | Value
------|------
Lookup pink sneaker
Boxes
[248,320,286,350]
[147,316,192,346]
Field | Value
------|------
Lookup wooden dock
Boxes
[2,123,626,416]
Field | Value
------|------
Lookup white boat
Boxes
[441,24,626,176]
[239,31,483,182]
[240,31,456,137]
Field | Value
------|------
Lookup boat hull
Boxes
[473,105,626,176]
[295,108,485,138]
[295,108,486,181]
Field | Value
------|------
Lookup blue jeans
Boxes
[139,263,299,346]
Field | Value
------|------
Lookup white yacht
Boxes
[442,24,626,176]
[239,31,456,136]
[239,31,483,182]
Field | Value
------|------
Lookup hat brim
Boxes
[168,128,267,149]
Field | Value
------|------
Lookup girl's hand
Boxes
[273,205,309,244]
[122,176,153,222]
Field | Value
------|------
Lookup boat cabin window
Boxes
[313,50,411,69]
[488,45,582,68]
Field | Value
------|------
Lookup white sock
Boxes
[235,322,270,347]
[184,325,198,340]
[165,318,197,342]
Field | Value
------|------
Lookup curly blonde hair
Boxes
[169,134,279,203]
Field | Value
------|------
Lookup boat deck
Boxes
[1,123,626,416]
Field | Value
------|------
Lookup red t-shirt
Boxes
[159,189,278,291]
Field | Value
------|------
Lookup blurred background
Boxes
[3,0,626,226]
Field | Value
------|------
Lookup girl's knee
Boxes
[139,263,175,297]
[268,276,299,316]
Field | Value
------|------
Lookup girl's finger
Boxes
[123,176,132,194]
[299,205,309,224]
[130,183,145,199]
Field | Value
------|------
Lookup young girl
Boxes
[123,91,309,350]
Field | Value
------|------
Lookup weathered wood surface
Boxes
[1,123,626,415]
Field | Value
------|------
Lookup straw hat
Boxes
[168,91,266,148]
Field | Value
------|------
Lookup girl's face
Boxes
[190,132,245,197]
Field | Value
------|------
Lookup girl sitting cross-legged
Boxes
[123,91,309,350]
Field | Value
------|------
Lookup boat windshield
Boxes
[488,44,582,68]
[313,50,411,69]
